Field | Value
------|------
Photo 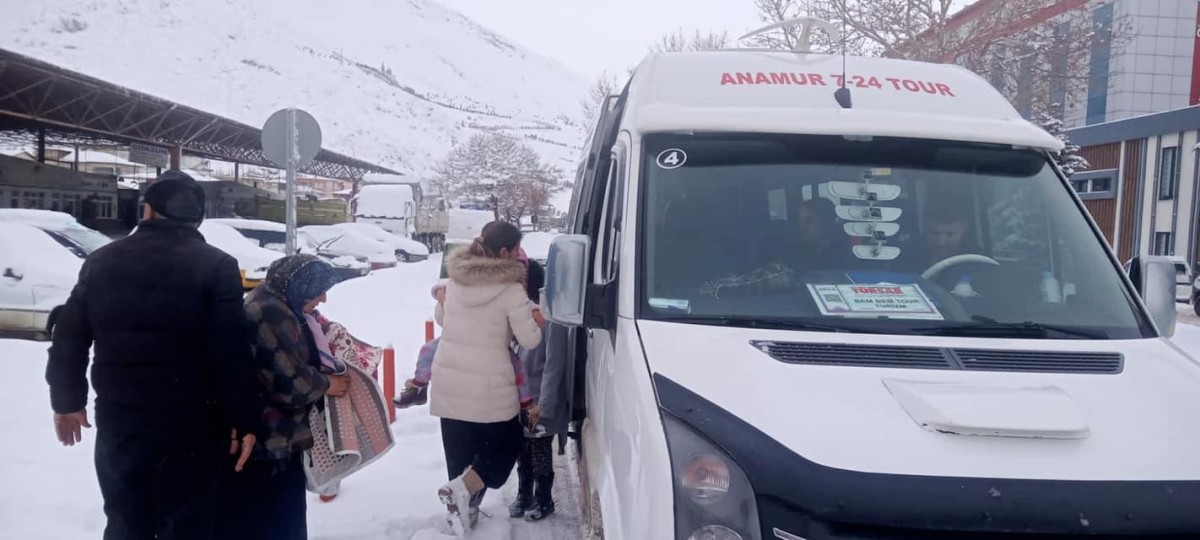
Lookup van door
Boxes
[583,141,630,532]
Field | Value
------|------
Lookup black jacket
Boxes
[525,259,545,303]
[46,220,263,433]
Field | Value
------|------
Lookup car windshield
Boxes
[49,226,111,255]
[237,228,286,249]
[640,134,1150,340]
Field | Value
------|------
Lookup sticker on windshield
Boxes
[656,149,687,170]
[649,297,690,311]
[807,284,943,320]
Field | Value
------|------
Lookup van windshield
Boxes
[640,134,1150,340]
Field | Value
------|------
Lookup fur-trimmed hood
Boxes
[445,249,526,307]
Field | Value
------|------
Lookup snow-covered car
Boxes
[208,218,371,281]
[0,209,112,257]
[301,225,398,270]
[197,222,283,290]
[0,222,84,340]
[334,222,429,262]
[520,231,558,267]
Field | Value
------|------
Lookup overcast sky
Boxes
[439,1,977,81]
[437,0,765,79]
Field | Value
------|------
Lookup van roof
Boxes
[623,51,1063,151]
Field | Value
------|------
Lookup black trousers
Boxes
[440,417,523,489]
[517,437,555,478]
[214,453,308,540]
[93,403,225,540]
[517,436,556,504]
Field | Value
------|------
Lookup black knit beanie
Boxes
[144,170,206,223]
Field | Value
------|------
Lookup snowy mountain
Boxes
[0,0,589,187]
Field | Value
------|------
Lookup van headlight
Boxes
[665,414,761,540]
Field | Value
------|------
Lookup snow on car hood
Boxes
[198,222,281,272]
[638,319,1200,481]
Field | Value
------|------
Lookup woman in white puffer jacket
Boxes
[432,221,542,535]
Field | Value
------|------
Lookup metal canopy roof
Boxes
[0,48,400,180]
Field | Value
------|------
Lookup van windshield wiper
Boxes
[913,319,1107,340]
[654,316,853,334]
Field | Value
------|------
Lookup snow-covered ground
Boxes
[0,255,582,539]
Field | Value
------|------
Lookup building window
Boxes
[1154,232,1173,256]
[1048,21,1070,121]
[22,190,45,209]
[1085,4,1113,125]
[96,195,115,219]
[1070,170,1117,199]
[1158,147,1179,200]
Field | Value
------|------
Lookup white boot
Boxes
[438,476,474,537]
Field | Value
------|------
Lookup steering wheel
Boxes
[921,254,1001,281]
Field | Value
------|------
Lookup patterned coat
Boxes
[243,265,334,462]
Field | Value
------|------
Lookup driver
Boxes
[921,207,985,291]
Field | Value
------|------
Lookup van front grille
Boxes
[752,341,1122,374]
[953,349,1122,374]
[752,342,952,369]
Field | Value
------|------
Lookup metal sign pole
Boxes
[262,107,320,254]
[285,108,298,255]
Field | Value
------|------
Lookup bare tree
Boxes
[434,133,567,222]
[649,29,732,53]
[750,0,1128,119]
[581,72,623,131]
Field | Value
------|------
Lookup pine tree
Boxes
[1036,112,1089,177]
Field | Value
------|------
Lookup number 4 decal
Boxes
[656,149,687,170]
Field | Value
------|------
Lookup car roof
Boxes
[0,208,84,229]
[208,218,286,232]
[620,51,1062,150]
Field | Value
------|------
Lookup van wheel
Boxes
[399,251,411,263]
[1194,299,1200,318]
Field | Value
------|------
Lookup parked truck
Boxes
[356,174,449,252]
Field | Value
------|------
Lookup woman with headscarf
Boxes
[217,254,349,540]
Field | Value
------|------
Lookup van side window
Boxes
[598,146,627,282]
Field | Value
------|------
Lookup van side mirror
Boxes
[545,235,590,327]
[2,267,23,280]
[1128,256,1177,337]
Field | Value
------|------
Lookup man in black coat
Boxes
[46,171,263,540]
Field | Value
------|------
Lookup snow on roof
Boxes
[182,169,225,183]
[361,173,410,185]
[207,218,286,232]
[625,51,1062,151]
[55,149,141,167]
[355,184,414,219]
